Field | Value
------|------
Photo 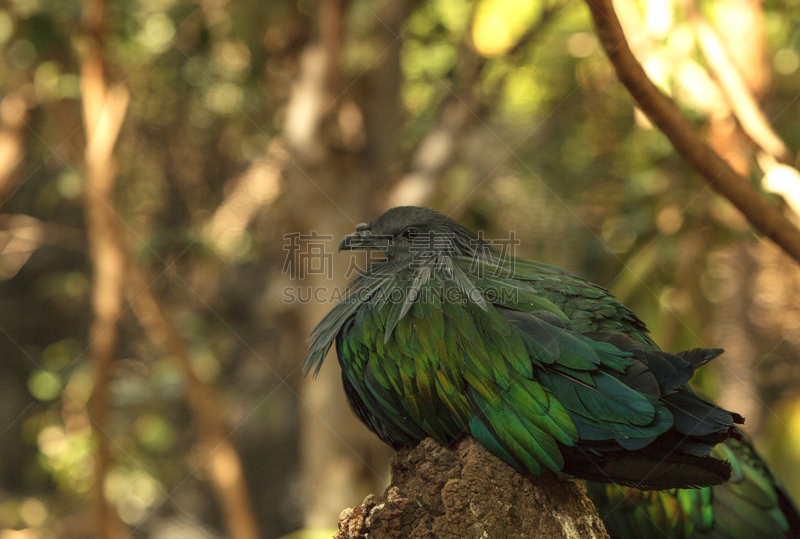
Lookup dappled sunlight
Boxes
[472,0,542,57]
[2,0,800,536]
[760,152,800,217]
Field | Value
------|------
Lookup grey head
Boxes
[339,206,482,264]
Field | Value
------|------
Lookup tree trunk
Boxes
[335,438,609,539]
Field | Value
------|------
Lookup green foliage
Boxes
[3,0,800,535]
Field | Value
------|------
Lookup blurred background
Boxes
[2,0,800,537]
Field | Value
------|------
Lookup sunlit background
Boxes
[2,0,800,537]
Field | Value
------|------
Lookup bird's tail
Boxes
[563,450,732,490]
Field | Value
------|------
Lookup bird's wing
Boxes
[459,260,742,488]
[338,273,586,474]
[463,255,656,347]
[337,267,697,477]
[331,256,739,487]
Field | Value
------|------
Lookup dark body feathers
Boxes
[305,206,744,490]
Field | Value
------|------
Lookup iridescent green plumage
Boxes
[489,231,800,537]
[585,432,800,538]
[509,244,800,537]
[306,206,744,490]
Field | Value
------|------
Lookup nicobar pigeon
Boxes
[304,206,744,490]
[586,431,800,538]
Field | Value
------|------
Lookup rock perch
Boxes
[335,438,609,539]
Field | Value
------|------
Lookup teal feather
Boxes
[469,415,526,471]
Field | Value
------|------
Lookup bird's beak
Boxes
[339,223,388,251]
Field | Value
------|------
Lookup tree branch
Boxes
[692,15,792,164]
[0,89,33,204]
[80,1,260,536]
[385,95,472,208]
[206,137,287,257]
[80,0,130,537]
[583,0,800,264]
[126,267,260,539]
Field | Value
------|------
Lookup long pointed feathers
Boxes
[307,250,739,489]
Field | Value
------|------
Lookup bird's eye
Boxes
[401,227,419,239]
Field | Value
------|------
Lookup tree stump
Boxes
[335,438,609,539]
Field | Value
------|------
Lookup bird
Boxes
[585,430,800,538]
[305,206,744,490]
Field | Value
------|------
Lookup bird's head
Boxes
[339,206,483,264]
